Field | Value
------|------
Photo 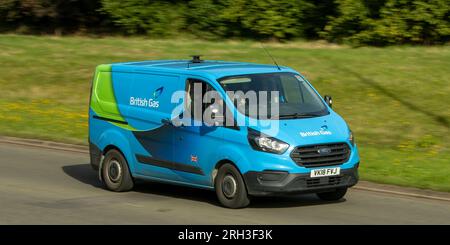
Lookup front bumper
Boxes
[243,164,359,196]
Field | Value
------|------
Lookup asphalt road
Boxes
[1,142,449,224]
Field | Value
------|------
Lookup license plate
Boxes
[310,167,340,178]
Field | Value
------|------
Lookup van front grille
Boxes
[291,143,350,168]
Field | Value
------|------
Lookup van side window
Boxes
[186,79,213,122]
[186,79,238,129]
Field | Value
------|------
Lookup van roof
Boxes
[111,60,296,79]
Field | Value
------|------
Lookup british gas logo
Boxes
[153,86,164,99]
[299,130,332,137]
[129,86,163,109]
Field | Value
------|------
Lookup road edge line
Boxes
[353,186,450,202]
[0,136,88,154]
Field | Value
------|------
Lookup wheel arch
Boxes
[102,144,124,156]
[212,159,242,185]
[209,143,253,185]
[96,129,136,175]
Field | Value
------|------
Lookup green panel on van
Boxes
[90,64,135,130]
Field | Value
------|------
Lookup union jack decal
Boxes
[190,155,198,163]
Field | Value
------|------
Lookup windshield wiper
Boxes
[278,113,322,119]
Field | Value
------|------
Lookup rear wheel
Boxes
[102,149,134,192]
[215,163,250,209]
[316,187,347,201]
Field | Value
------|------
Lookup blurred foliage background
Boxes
[0,0,449,45]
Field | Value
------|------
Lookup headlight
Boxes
[248,129,289,154]
[349,129,355,146]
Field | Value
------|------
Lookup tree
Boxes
[187,0,315,40]
[0,0,107,34]
[101,0,187,37]
[322,0,450,45]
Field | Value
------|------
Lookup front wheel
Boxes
[102,149,134,192]
[215,164,250,209]
[316,187,347,201]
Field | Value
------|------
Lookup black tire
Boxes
[215,163,250,209]
[316,187,347,201]
[102,149,134,192]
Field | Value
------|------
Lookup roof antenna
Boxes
[187,55,203,69]
[260,43,281,70]
[191,55,203,63]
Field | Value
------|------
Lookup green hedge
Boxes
[0,0,110,34]
[1,0,449,45]
[101,0,186,36]
[321,0,450,45]
[101,0,315,39]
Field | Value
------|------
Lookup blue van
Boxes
[89,57,359,208]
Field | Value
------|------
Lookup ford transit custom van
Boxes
[89,57,359,208]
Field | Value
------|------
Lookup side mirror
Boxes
[324,95,332,108]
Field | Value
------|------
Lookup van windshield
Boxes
[218,72,329,119]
